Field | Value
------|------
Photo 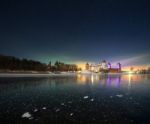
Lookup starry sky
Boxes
[0,0,150,68]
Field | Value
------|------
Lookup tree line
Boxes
[0,54,81,72]
[137,67,150,74]
[48,61,81,72]
[0,55,47,71]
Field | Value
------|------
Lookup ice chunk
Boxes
[90,98,94,101]
[68,101,72,104]
[70,113,74,116]
[29,117,34,120]
[61,103,65,106]
[22,112,32,118]
[56,108,60,112]
[116,94,123,98]
[110,96,113,98]
[83,96,89,99]
[42,107,46,110]
[34,109,38,112]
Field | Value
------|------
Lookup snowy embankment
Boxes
[0,72,77,77]
[0,71,125,77]
[80,70,123,75]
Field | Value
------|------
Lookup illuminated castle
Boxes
[85,60,121,73]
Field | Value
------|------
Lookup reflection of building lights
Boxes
[128,71,134,74]
[77,74,89,84]
[128,74,131,84]
[128,74,132,89]
[91,74,94,84]
[77,70,81,73]
[95,75,99,81]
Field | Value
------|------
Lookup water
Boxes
[0,74,150,124]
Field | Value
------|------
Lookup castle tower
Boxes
[108,62,111,69]
[101,60,108,70]
[117,63,121,72]
[85,63,90,70]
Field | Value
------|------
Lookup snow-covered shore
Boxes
[0,70,130,77]
[0,72,77,77]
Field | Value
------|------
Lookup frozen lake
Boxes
[0,74,150,124]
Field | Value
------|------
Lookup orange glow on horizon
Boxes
[76,62,86,70]
[122,65,149,71]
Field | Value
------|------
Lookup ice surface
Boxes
[1,74,149,123]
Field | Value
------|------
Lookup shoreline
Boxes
[0,70,148,78]
[0,72,78,77]
[0,72,146,78]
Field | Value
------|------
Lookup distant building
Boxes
[85,60,121,73]
[89,64,99,72]
[101,60,108,70]
[85,63,90,70]
[108,63,121,73]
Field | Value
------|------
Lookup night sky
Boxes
[0,0,150,68]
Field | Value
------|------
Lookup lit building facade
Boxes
[85,60,121,73]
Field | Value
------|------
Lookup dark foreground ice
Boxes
[0,74,150,124]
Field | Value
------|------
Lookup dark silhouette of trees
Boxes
[136,67,150,74]
[0,55,80,72]
[47,61,51,71]
[0,55,47,71]
[51,61,78,72]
